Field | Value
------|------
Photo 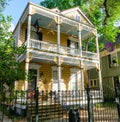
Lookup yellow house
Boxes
[13,2,102,92]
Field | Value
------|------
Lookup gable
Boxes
[61,7,93,26]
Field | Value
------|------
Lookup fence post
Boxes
[86,87,93,122]
[14,91,17,122]
[35,87,39,122]
[114,82,120,121]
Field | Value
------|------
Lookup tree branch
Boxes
[103,0,110,25]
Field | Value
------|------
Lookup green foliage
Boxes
[40,0,120,49]
[0,14,26,92]
[95,102,116,108]
[0,0,11,12]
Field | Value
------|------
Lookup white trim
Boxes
[29,63,41,69]
[70,68,79,72]
[100,46,120,58]
[69,68,83,90]
[61,7,93,26]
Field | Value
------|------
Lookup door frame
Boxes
[69,68,83,91]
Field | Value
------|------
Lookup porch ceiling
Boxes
[25,13,91,39]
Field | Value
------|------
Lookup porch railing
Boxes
[28,39,98,60]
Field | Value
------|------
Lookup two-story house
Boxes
[13,2,102,94]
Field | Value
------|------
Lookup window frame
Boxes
[109,52,118,68]
[52,67,58,83]
[90,79,98,88]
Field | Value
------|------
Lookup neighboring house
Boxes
[13,2,102,93]
[100,39,120,97]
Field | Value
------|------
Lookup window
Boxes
[52,67,58,82]
[108,53,118,68]
[67,39,79,55]
[67,39,79,49]
[75,15,80,21]
[53,70,58,81]
[25,26,43,41]
[113,76,120,90]
[52,66,63,91]
[31,26,43,40]
[90,79,98,88]
[71,73,78,90]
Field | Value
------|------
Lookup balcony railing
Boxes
[82,51,98,60]
[27,39,98,60]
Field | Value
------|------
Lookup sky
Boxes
[3,0,43,29]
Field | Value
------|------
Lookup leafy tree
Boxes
[0,0,11,12]
[40,0,120,49]
[0,14,26,99]
[0,14,26,81]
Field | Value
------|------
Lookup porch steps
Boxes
[27,103,64,121]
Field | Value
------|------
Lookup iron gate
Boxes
[0,87,119,122]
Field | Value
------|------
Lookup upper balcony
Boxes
[28,39,98,60]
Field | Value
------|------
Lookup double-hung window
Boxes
[52,67,58,82]
[108,52,118,68]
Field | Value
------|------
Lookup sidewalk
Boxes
[0,111,28,122]
[0,111,12,122]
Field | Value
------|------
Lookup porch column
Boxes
[81,69,85,91]
[95,30,103,91]
[27,14,32,47]
[24,54,29,90]
[24,14,31,90]
[78,24,84,91]
[78,24,82,57]
[57,16,61,91]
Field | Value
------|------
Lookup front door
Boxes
[70,69,81,90]
[28,69,37,91]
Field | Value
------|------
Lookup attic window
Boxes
[75,15,80,21]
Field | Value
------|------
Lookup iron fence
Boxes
[0,88,119,122]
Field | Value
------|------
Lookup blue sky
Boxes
[3,0,43,28]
